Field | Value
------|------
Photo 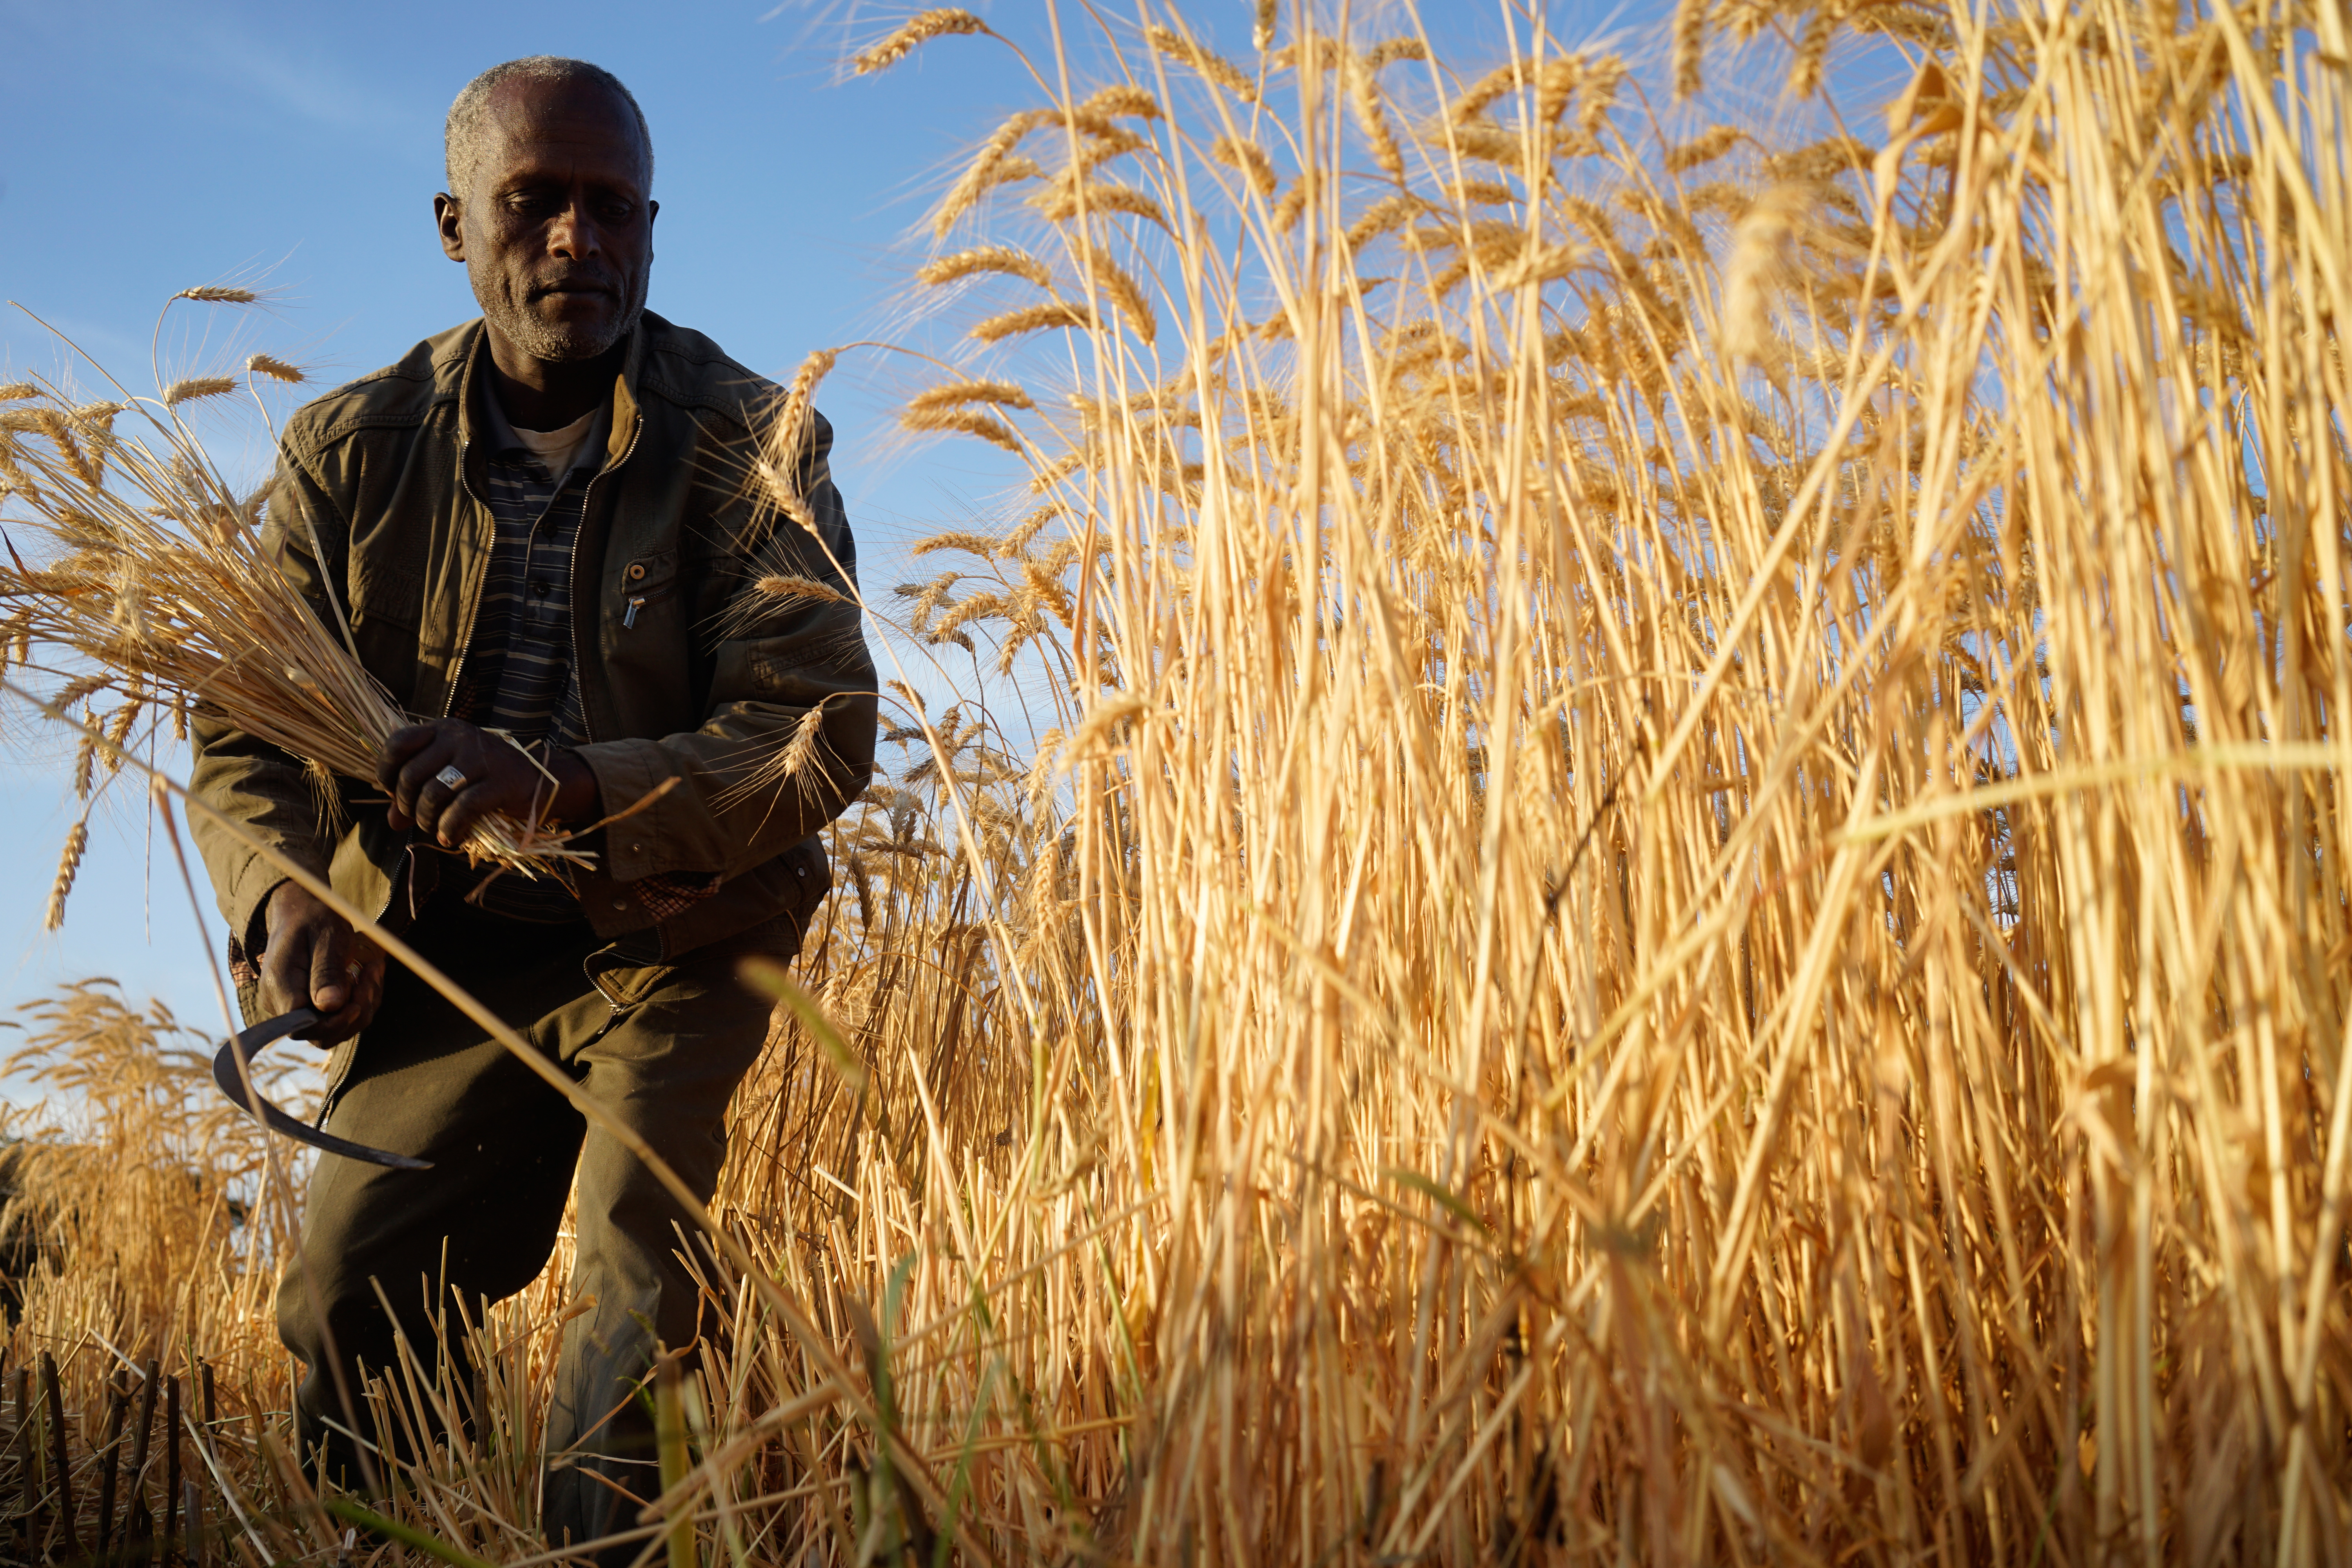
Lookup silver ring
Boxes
[434,763,469,792]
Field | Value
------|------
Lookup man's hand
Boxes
[260,880,386,1044]
[380,718,601,849]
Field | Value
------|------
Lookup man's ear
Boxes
[434,192,466,262]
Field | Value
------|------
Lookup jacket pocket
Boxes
[616,552,679,630]
[784,835,831,923]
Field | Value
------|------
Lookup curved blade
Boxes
[212,1008,432,1171]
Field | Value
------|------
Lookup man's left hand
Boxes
[381,719,601,848]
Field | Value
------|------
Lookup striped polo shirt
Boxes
[456,391,599,751]
[453,388,603,922]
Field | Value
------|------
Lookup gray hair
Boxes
[444,56,654,197]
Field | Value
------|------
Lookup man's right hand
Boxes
[258,881,387,1045]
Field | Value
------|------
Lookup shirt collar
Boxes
[472,364,613,479]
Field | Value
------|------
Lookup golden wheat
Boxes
[5,1,2349,1563]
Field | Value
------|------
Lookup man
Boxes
[187,55,874,1553]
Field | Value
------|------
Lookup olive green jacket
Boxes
[189,312,876,1003]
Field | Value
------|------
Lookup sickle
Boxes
[212,1008,432,1171]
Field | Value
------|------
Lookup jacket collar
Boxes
[449,317,646,474]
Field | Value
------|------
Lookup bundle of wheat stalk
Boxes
[6,0,2350,1562]
[0,298,586,898]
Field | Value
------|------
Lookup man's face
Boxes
[437,78,656,364]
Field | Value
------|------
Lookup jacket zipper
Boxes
[439,430,485,722]
[380,425,496,936]
[571,409,644,1005]
[571,410,644,746]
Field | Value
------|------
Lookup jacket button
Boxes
[612,898,629,911]
[626,563,645,581]
[629,843,643,854]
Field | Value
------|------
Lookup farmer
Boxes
[186,55,875,1553]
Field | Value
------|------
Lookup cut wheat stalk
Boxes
[0,305,590,879]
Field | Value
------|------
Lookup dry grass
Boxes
[1,0,2348,1562]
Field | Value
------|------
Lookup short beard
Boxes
[477,268,648,363]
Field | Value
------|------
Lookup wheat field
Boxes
[0,0,2348,1562]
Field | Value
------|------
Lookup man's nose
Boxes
[547,198,602,259]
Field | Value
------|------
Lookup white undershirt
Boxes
[509,406,601,478]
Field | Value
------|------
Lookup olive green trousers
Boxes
[275,897,787,1561]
